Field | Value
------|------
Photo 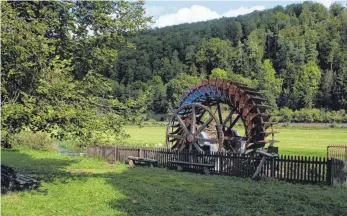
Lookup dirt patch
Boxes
[5,194,21,202]
[67,169,98,173]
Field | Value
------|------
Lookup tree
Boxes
[166,73,199,108]
[148,76,168,113]
[225,21,242,46]
[245,29,266,77]
[196,38,233,75]
[210,68,228,79]
[54,1,347,112]
[1,1,151,146]
[318,69,334,108]
[159,57,174,83]
[293,61,321,108]
[258,60,283,109]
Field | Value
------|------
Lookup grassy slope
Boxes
[123,125,347,157]
[2,149,347,216]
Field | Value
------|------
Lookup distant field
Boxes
[123,125,347,157]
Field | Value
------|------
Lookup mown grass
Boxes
[2,149,347,216]
[123,125,347,157]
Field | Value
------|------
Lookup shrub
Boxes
[324,109,346,123]
[6,131,55,151]
[293,108,323,123]
[276,108,346,123]
[148,119,157,123]
[329,122,339,128]
[279,107,294,123]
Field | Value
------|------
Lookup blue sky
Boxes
[143,0,336,28]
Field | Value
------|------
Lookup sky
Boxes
[143,0,340,28]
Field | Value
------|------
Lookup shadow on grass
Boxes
[2,150,347,216]
[1,149,90,183]
[103,166,347,216]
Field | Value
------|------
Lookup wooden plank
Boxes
[309,156,313,182]
[291,155,294,180]
[315,157,318,182]
[318,157,323,182]
[283,155,288,180]
[293,156,297,181]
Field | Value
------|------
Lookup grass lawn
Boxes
[2,149,347,216]
[123,125,347,157]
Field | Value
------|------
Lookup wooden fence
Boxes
[327,145,347,185]
[86,146,334,185]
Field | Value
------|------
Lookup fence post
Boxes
[271,157,275,177]
[326,159,332,185]
[116,147,119,162]
[219,152,223,175]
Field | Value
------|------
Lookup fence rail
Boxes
[86,146,337,185]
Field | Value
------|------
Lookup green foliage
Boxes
[166,73,199,108]
[259,59,283,109]
[111,2,347,112]
[210,68,228,79]
[277,107,347,123]
[4,131,54,151]
[228,73,259,88]
[279,107,295,123]
[148,76,168,113]
[293,61,321,108]
[294,108,322,123]
[196,38,233,74]
[1,1,152,146]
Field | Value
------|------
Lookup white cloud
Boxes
[222,5,265,17]
[152,5,265,28]
[313,0,332,8]
[153,5,220,28]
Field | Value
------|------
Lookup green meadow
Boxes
[2,149,347,216]
[123,125,347,157]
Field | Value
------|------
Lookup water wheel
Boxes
[166,78,278,155]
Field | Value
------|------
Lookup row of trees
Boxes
[113,2,347,112]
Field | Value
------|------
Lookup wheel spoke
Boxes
[175,114,189,134]
[194,116,213,136]
[191,105,196,133]
[192,142,203,152]
[167,134,186,139]
[228,114,241,130]
[179,143,186,151]
[222,110,234,128]
[217,103,223,124]
[195,137,218,143]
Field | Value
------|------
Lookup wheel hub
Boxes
[186,134,194,142]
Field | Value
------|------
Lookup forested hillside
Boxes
[1,1,347,148]
[113,2,347,114]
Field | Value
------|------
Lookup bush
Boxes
[148,119,157,123]
[6,131,55,151]
[329,122,339,128]
[279,107,294,123]
[277,108,346,123]
[325,109,346,123]
[293,108,324,123]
